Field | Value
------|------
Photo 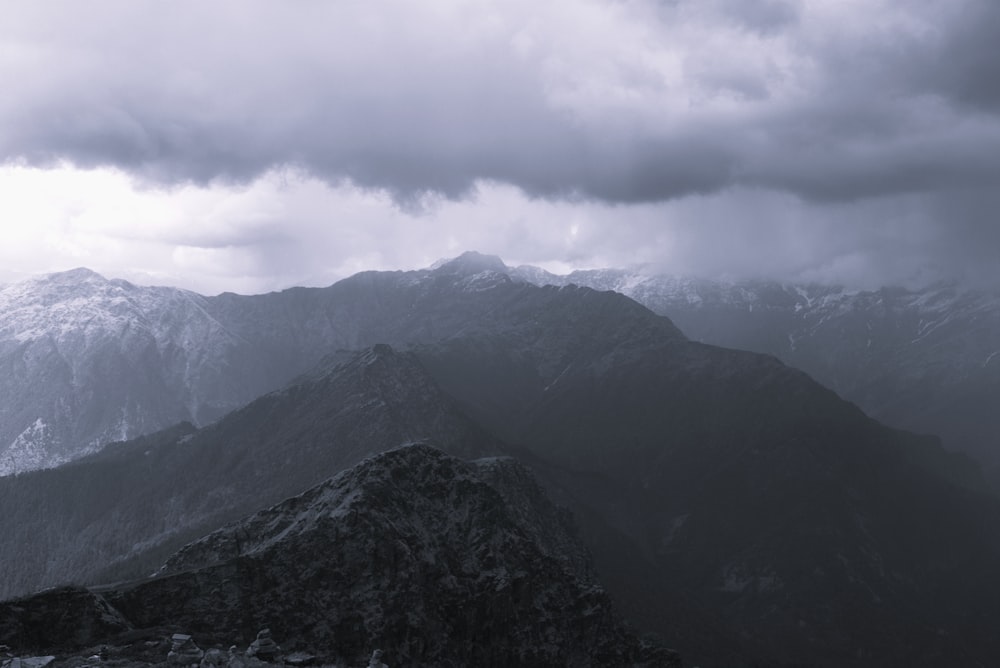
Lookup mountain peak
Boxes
[431,251,508,276]
[40,267,108,285]
[111,442,675,666]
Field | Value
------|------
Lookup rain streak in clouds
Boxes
[0,0,998,293]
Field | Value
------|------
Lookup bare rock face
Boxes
[111,444,677,667]
[1,444,678,667]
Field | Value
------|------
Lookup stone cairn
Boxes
[246,629,279,662]
[226,646,245,668]
[167,634,205,667]
[367,649,388,668]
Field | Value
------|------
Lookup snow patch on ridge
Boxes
[1,419,56,476]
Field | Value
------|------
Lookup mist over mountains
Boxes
[512,265,1000,483]
[5,253,997,481]
[2,252,1000,666]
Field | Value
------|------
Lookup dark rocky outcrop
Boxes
[0,587,129,651]
[4,445,679,667]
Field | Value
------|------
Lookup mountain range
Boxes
[3,255,998,483]
[2,253,1000,666]
[510,266,1000,483]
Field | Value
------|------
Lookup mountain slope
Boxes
[0,268,241,474]
[4,254,1000,665]
[0,258,683,597]
[397,263,1000,665]
[511,265,1000,481]
[7,257,997,481]
[521,344,1000,666]
[2,445,678,667]
[0,257,683,474]
[0,345,501,600]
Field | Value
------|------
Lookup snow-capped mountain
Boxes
[0,268,249,475]
[0,255,680,475]
[5,256,997,483]
[511,265,1000,479]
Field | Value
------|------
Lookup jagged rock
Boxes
[2,659,55,668]
[167,634,204,666]
[366,649,387,667]
[98,444,675,666]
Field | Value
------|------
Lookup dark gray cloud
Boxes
[4,0,995,202]
[1,0,999,290]
[713,0,801,35]
[906,1,1000,113]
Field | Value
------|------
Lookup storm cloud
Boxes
[1,0,998,290]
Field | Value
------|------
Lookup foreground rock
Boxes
[0,587,128,651]
[2,444,677,667]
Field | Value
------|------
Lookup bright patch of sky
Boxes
[1,0,998,293]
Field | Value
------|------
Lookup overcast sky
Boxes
[1,0,998,294]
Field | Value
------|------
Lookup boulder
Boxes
[200,648,227,668]
[282,652,314,666]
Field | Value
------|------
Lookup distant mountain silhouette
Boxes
[511,265,1000,484]
[0,253,677,474]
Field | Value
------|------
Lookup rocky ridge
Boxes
[1,444,678,667]
[508,263,1000,478]
[0,344,502,601]
[0,256,682,475]
[6,255,998,478]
